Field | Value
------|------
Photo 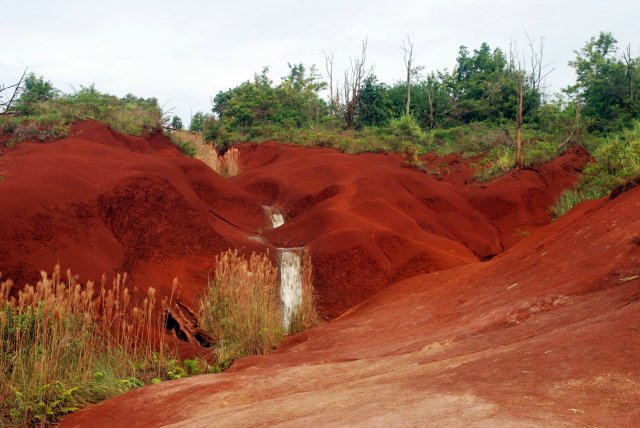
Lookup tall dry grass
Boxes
[200,250,283,361]
[170,130,240,177]
[222,147,240,177]
[288,250,320,334]
[0,265,179,426]
[199,249,319,362]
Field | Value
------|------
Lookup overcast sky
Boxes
[2,0,639,125]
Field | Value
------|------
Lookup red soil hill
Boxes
[233,142,589,317]
[61,175,640,427]
[1,125,589,319]
[0,121,266,307]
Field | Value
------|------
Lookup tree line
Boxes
[179,32,638,142]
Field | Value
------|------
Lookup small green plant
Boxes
[0,265,209,425]
[551,120,640,218]
[551,189,585,218]
[168,132,196,157]
[475,144,515,181]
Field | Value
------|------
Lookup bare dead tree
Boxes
[342,39,372,129]
[509,42,525,168]
[323,51,338,111]
[622,43,637,108]
[0,68,28,115]
[401,36,414,117]
[524,32,554,101]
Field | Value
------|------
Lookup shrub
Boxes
[0,265,200,426]
[5,84,162,145]
[168,131,197,157]
[388,115,425,144]
[287,251,320,335]
[199,249,319,360]
[475,144,515,181]
[200,250,284,360]
[551,120,640,217]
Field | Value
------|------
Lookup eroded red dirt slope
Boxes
[233,142,588,317]
[0,121,266,307]
[1,126,588,319]
[62,180,640,427]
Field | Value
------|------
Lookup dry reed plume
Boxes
[0,265,179,426]
[171,130,240,177]
[199,249,319,362]
[200,250,283,360]
[288,250,320,334]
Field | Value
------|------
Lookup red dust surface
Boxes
[1,127,588,319]
[61,173,640,427]
[233,142,589,317]
[9,122,638,425]
[0,121,266,308]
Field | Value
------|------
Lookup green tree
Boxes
[16,73,58,113]
[355,75,393,127]
[567,32,640,132]
[210,64,326,134]
[189,111,206,132]
[276,63,327,127]
[170,115,183,129]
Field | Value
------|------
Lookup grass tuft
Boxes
[0,265,200,426]
[169,130,240,177]
[199,249,319,362]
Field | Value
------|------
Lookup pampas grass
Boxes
[0,265,179,426]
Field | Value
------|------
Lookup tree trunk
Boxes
[402,37,413,117]
[515,77,524,168]
[406,68,411,117]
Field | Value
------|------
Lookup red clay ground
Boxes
[0,121,267,308]
[6,122,637,425]
[233,142,589,317]
[0,123,588,318]
[61,179,640,427]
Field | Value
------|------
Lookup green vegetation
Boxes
[180,31,637,214]
[2,33,635,208]
[199,249,318,363]
[0,266,211,426]
[553,120,640,216]
[1,74,162,145]
[566,33,640,133]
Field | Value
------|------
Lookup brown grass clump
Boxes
[288,250,320,334]
[170,130,240,177]
[0,265,183,426]
[222,147,240,177]
[199,249,320,363]
[200,250,283,361]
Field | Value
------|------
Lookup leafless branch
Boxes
[0,68,28,114]
[401,36,414,116]
[342,38,372,128]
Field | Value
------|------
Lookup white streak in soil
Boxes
[264,206,303,329]
[278,249,302,330]
[263,206,285,228]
